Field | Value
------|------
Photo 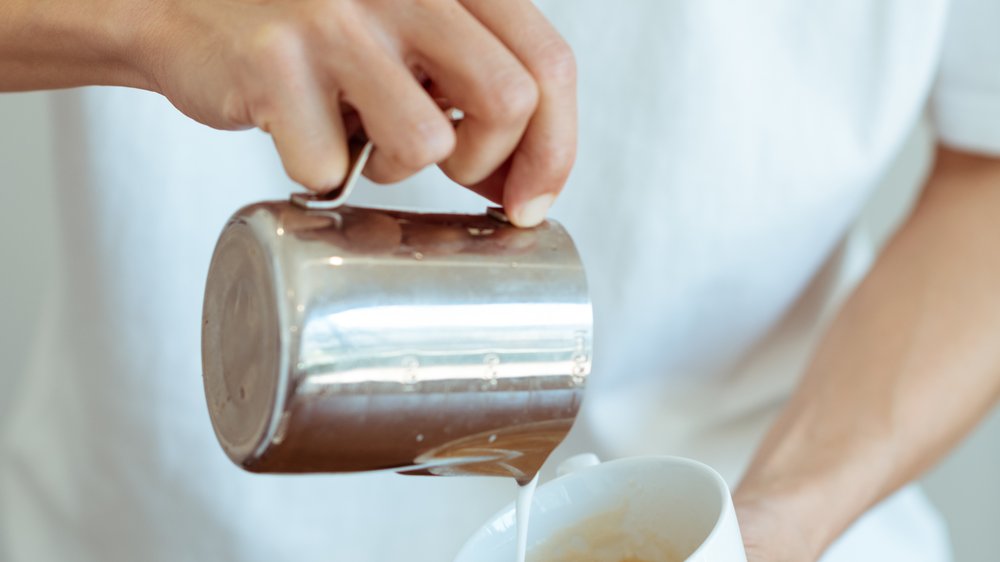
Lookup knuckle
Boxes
[247,22,308,82]
[481,70,539,124]
[248,5,364,67]
[310,2,369,52]
[388,120,456,170]
[532,39,577,88]
[250,22,301,65]
[221,91,253,128]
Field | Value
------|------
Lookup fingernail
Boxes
[513,194,555,228]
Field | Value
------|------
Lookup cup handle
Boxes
[556,453,601,477]
[290,134,374,211]
[290,107,463,211]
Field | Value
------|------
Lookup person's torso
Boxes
[1,1,951,560]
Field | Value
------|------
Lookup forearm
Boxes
[735,147,1000,558]
[0,0,154,91]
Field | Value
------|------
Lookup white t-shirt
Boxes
[3,0,999,560]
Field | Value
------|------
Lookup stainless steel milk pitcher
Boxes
[201,138,592,483]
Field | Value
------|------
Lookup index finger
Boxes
[459,0,577,227]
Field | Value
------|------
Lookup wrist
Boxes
[733,440,892,559]
[733,494,824,562]
[7,0,159,91]
[734,482,833,561]
[80,0,162,90]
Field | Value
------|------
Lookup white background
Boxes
[2,91,999,560]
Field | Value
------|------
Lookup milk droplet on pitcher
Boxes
[402,356,420,390]
[483,354,500,388]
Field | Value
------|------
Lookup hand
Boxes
[137,0,576,226]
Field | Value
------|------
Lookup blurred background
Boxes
[2,91,999,560]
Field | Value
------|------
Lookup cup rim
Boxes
[459,454,735,561]
[566,455,733,560]
[625,455,735,560]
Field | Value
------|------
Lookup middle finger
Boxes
[401,0,539,190]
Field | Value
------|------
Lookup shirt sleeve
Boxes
[931,0,1000,156]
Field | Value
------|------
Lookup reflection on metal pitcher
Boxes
[202,203,592,482]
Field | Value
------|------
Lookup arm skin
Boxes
[0,0,577,227]
[0,0,151,91]
[735,146,1000,560]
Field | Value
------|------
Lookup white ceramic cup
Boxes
[455,455,747,562]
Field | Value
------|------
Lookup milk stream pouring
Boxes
[201,133,593,483]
